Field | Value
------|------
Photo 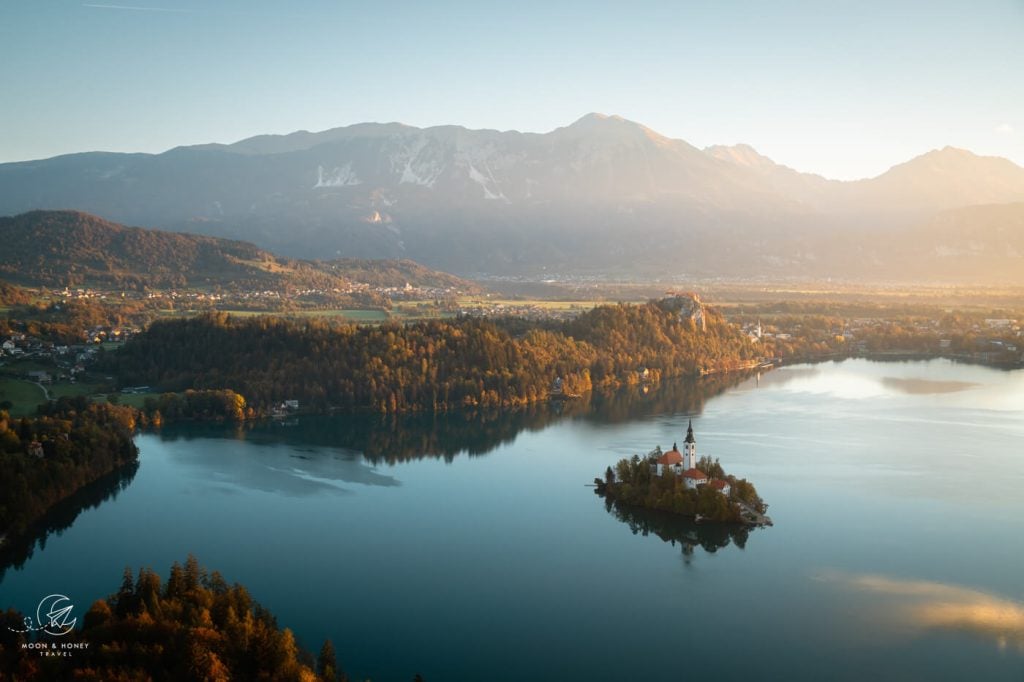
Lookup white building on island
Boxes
[680,420,707,489]
[655,420,730,494]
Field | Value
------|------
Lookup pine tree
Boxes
[317,639,339,681]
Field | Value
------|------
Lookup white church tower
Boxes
[683,419,697,469]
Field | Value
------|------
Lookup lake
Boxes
[2,359,1024,681]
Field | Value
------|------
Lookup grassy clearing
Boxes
[115,392,162,408]
[283,309,392,321]
[0,378,47,417]
[1,359,54,373]
[49,382,102,400]
[391,308,456,321]
[219,309,392,322]
[457,297,598,311]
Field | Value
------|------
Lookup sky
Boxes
[0,0,1021,179]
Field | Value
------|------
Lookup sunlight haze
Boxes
[0,0,1021,178]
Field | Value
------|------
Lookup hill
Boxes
[322,257,473,290]
[104,298,759,414]
[0,280,29,306]
[891,202,1024,283]
[2,115,1024,283]
[0,210,477,292]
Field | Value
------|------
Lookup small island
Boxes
[595,420,771,526]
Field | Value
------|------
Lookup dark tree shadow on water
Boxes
[0,462,139,581]
[153,370,755,465]
[602,495,755,564]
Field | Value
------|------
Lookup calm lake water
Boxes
[3,359,1024,681]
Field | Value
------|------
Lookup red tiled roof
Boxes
[707,479,730,490]
[682,468,707,480]
[657,449,684,465]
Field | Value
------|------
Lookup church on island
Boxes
[655,420,730,495]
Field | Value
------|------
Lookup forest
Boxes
[0,398,139,536]
[0,210,474,296]
[142,371,751,467]
[0,281,29,307]
[0,210,332,290]
[138,389,251,424]
[0,556,367,681]
[103,298,760,415]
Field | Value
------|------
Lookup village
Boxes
[737,312,1024,367]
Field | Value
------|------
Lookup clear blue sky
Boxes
[1,0,1021,179]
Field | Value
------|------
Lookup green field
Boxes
[457,297,598,311]
[285,308,391,322]
[49,382,102,400]
[116,392,162,408]
[1,358,53,373]
[392,309,456,321]
[220,309,392,322]
[0,378,48,417]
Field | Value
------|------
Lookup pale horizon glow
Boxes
[0,0,1022,180]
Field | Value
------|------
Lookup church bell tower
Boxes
[683,419,697,469]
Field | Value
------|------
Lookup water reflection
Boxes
[879,377,979,395]
[762,358,1022,409]
[821,571,1024,653]
[153,371,754,465]
[602,497,754,562]
[167,438,400,496]
[0,463,139,581]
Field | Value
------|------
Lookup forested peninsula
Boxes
[105,297,759,415]
[1,556,361,682]
[0,398,138,538]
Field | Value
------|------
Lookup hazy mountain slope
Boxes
[893,202,1024,282]
[704,143,837,209]
[0,210,476,291]
[2,115,1024,282]
[846,148,1024,212]
[0,210,345,289]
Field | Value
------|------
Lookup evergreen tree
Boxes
[318,639,339,681]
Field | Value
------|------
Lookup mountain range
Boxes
[2,113,1023,283]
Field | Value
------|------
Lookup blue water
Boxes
[3,359,1024,681]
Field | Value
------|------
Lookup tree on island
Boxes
[596,453,766,522]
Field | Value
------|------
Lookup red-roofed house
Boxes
[655,445,684,474]
[682,468,708,489]
[707,479,731,496]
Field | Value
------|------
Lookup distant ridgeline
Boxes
[0,398,139,538]
[103,297,759,415]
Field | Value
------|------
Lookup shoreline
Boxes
[773,350,1023,371]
